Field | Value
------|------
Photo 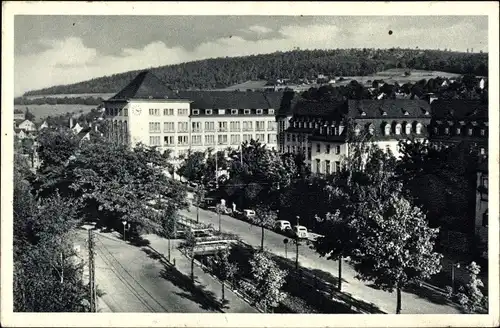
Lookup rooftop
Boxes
[431,99,488,120]
[108,71,180,101]
[177,90,280,110]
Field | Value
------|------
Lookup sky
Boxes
[14,15,488,96]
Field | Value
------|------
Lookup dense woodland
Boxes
[23,48,488,96]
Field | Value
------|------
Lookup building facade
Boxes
[281,99,432,174]
[103,71,280,160]
[474,158,488,259]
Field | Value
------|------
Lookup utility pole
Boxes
[88,229,96,312]
[295,215,300,270]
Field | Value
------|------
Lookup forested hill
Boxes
[24,48,488,96]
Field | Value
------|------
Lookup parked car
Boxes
[292,225,309,239]
[274,220,292,232]
[223,207,233,215]
[243,209,256,221]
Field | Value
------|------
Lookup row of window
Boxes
[148,121,277,133]
[432,126,487,137]
[149,108,189,116]
[192,108,275,116]
[150,134,277,146]
[314,159,341,175]
[354,122,423,136]
[107,108,128,116]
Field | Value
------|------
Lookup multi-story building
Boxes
[429,99,488,156]
[281,99,432,174]
[475,158,488,259]
[103,71,281,160]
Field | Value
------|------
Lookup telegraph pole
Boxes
[295,216,300,270]
[88,229,96,312]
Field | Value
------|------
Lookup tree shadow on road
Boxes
[159,264,223,313]
[403,283,462,310]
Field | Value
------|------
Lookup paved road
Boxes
[74,229,220,313]
[180,205,462,314]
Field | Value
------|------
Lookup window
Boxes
[268,134,277,144]
[192,135,202,145]
[444,127,449,135]
[231,109,238,115]
[243,134,252,142]
[205,121,215,132]
[316,143,321,153]
[480,128,486,136]
[218,121,228,132]
[178,108,188,116]
[218,109,225,115]
[480,148,486,155]
[230,121,241,132]
[269,109,275,115]
[205,109,213,115]
[326,144,331,154]
[405,124,411,135]
[192,122,201,132]
[244,109,251,115]
[256,109,263,115]
[267,121,276,131]
[468,128,473,136]
[205,135,215,145]
[482,211,488,227]
[192,109,199,115]
[368,124,375,135]
[149,122,161,132]
[164,136,174,146]
[395,124,402,135]
[124,108,128,116]
[315,159,321,173]
[178,122,188,132]
[335,145,341,154]
[403,110,409,116]
[149,136,161,146]
[433,126,438,134]
[243,121,253,131]
[292,146,296,153]
[256,121,265,131]
[218,135,228,145]
[287,146,291,153]
[335,161,341,173]
[286,134,291,142]
[163,108,169,116]
[325,160,331,174]
[149,108,160,116]
[416,123,423,135]
[164,122,175,132]
[456,127,461,135]
[292,134,296,142]
[177,135,188,145]
[231,134,240,145]
[256,134,265,142]
[354,125,361,136]
[307,147,311,160]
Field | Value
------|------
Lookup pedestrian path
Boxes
[143,234,258,313]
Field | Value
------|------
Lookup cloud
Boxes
[246,25,273,34]
[14,22,488,96]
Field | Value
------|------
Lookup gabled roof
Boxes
[109,71,180,100]
[176,91,277,109]
[76,127,92,139]
[431,99,488,120]
[347,99,431,118]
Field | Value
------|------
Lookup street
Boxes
[180,205,463,314]
[74,229,221,313]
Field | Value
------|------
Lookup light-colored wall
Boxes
[18,120,36,132]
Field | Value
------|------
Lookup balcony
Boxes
[243,127,253,132]
[218,128,228,132]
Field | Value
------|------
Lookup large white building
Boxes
[103,71,282,160]
[279,99,432,174]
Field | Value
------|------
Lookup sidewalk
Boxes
[143,234,259,313]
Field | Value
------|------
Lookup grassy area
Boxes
[15,104,96,122]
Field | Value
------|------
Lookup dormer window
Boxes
[309,122,313,128]
[360,110,366,116]
[384,124,391,136]
[405,123,411,135]
[268,109,275,115]
[192,109,200,115]
[416,123,423,135]
[244,109,251,115]
[422,107,430,116]
[395,123,402,135]
[382,111,387,116]
[456,127,461,135]
[403,110,409,116]
[480,128,486,136]
[231,109,238,115]
[218,109,225,115]
[339,125,345,135]
[468,128,473,136]
[444,127,449,135]
[205,109,213,115]
[256,109,263,115]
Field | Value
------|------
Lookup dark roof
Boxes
[291,100,347,119]
[109,71,180,100]
[431,100,488,120]
[76,127,91,139]
[176,91,277,109]
[277,91,300,117]
[347,99,431,119]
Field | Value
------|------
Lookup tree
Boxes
[348,194,442,314]
[251,208,277,251]
[25,107,35,121]
[177,151,207,182]
[14,156,89,312]
[212,249,238,302]
[451,262,487,313]
[247,251,288,313]
[194,184,206,223]
[180,228,197,281]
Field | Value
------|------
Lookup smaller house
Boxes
[76,127,92,146]
[71,121,84,134]
[17,119,37,132]
[14,110,25,121]
[39,121,49,130]
[14,128,26,140]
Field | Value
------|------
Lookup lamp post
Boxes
[452,262,460,293]
[295,215,300,270]
[121,220,127,241]
[283,238,289,259]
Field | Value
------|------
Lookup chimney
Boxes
[69,116,74,128]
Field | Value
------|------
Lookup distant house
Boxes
[17,119,37,132]
[71,121,84,134]
[14,110,25,121]
[478,78,485,90]
[39,121,49,130]
[76,127,92,146]
[14,128,26,140]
